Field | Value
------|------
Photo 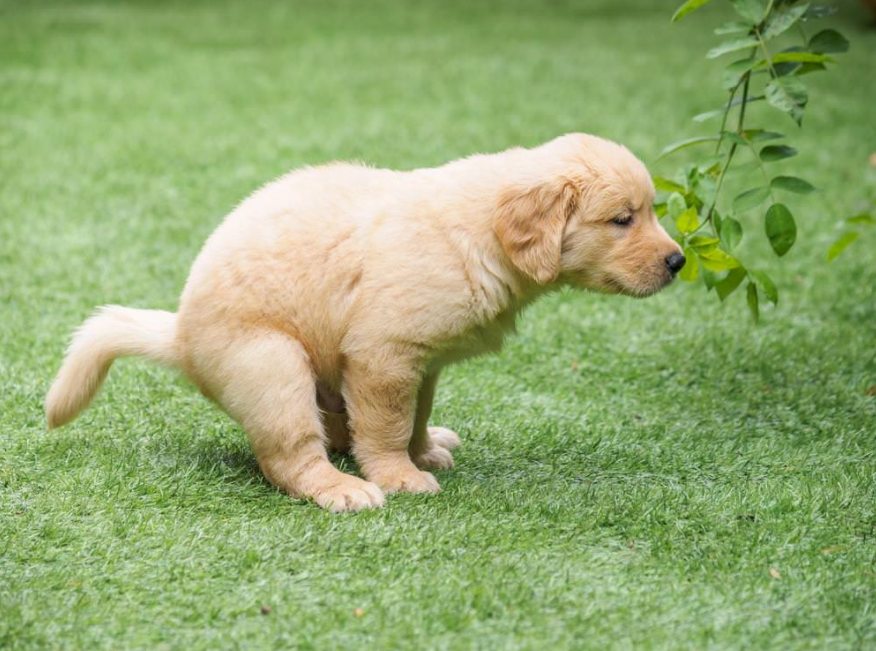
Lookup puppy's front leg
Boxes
[409,372,460,471]
[343,354,440,494]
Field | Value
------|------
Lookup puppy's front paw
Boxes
[311,475,385,512]
[428,426,461,450]
[414,445,454,470]
[373,467,441,494]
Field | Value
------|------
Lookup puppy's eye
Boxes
[611,214,633,226]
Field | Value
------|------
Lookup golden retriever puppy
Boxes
[45,133,684,512]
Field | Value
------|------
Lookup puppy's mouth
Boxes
[606,270,675,299]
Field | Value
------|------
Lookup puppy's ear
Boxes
[494,178,578,284]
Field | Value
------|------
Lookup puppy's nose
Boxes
[665,252,686,275]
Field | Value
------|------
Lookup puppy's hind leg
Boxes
[216,331,384,512]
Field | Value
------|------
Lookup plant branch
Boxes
[701,72,751,232]
[746,141,778,205]
[714,80,743,155]
[754,26,779,81]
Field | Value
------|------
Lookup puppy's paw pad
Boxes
[312,477,385,512]
[414,445,454,470]
[377,469,441,494]
[428,426,461,450]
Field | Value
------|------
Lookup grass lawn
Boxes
[2,0,875,649]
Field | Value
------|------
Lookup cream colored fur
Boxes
[45,133,681,511]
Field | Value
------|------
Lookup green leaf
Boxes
[723,59,758,89]
[748,130,784,143]
[772,60,802,78]
[846,213,875,226]
[689,235,720,253]
[729,160,761,175]
[715,20,751,35]
[771,51,832,64]
[693,108,725,123]
[797,62,827,75]
[732,186,770,213]
[747,281,760,323]
[765,203,797,256]
[804,5,837,19]
[730,0,766,25]
[676,207,700,234]
[668,192,687,219]
[716,266,747,301]
[702,267,718,290]
[719,130,749,146]
[653,176,686,193]
[693,175,717,208]
[765,77,808,125]
[679,246,699,281]
[760,144,798,162]
[707,37,759,59]
[719,216,743,250]
[672,0,719,22]
[658,136,720,159]
[749,269,778,305]
[809,29,850,54]
[762,3,809,39]
[695,94,761,121]
[827,232,859,262]
[698,158,723,176]
[772,47,829,76]
[771,175,816,194]
[699,248,741,272]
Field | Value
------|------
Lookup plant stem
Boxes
[715,81,743,155]
[796,21,808,42]
[755,27,779,81]
[702,73,751,231]
[746,141,778,205]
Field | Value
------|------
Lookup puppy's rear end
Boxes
[45,306,180,428]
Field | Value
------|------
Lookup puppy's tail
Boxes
[45,306,181,429]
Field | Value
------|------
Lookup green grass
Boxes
[2,0,875,649]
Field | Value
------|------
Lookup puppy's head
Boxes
[494,133,684,297]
